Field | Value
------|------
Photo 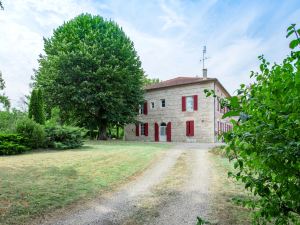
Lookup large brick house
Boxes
[124,73,232,143]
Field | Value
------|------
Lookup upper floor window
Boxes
[161,99,166,108]
[139,105,144,114]
[151,102,155,109]
[186,96,194,112]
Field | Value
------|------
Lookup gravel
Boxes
[43,144,185,225]
[43,143,219,225]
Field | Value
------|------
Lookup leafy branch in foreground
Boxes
[205,24,300,224]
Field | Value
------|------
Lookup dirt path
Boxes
[43,143,219,225]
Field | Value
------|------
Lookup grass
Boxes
[0,141,170,225]
[208,147,252,225]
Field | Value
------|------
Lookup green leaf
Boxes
[229,96,239,108]
[289,39,299,49]
[222,110,240,119]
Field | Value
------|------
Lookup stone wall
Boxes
[125,80,219,143]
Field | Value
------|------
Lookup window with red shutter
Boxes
[143,101,148,115]
[186,120,194,136]
[190,120,194,136]
[154,123,159,141]
[166,122,171,142]
[145,123,148,136]
[182,96,186,111]
[193,95,198,111]
[135,124,139,136]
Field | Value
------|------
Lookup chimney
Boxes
[203,68,207,79]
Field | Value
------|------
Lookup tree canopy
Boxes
[33,13,145,139]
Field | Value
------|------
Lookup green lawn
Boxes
[0,141,170,225]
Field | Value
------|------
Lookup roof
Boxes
[145,76,231,97]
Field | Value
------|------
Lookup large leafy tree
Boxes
[33,14,144,139]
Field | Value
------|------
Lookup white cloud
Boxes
[0,0,300,108]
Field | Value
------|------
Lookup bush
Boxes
[205,25,300,224]
[45,125,86,149]
[0,134,29,155]
[16,118,45,149]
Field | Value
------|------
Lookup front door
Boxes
[160,123,167,142]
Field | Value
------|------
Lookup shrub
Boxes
[205,25,300,224]
[16,118,45,149]
[0,134,29,155]
[45,125,86,149]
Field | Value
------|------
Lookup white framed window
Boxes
[186,96,194,112]
[140,123,145,135]
[151,102,155,109]
[139,104,144,114]
[161,99,166,108]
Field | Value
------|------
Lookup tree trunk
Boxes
[116,126,119,139]
[98,124,107,140]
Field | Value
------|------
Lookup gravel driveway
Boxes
[43,143,219,225]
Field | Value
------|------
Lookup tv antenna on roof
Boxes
[200,46,209,70]
[199,46,209,78]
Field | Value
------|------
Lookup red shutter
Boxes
[193,95,198,111]
[182,96,186,111]
[167,122,171,142]
[135,124,139,136]
[186,121,189,136]
[190,120,194,136]
[154,123,159,142]
[145,123,148,136]
[143,101,148,115]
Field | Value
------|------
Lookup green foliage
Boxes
[143,76,160,86]
[44,125,86,149]
[0,134,29,155]
[45,107,61,126]
[0,109,26,133]
[16,118,45,149]
[205,25,300,224]
[0,71,10,110]
[33,13,145,139]
[28,89,45,125]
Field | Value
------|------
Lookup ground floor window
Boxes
[186,120,194,136]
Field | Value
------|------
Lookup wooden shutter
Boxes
[145,123,148,136]
[182,96,186,111]
[217,101,219,112]
[217,121,220,134]
[143,101,148,115]
[166,122,171,142]
[135,123,139,136]
[154,123,159,141]
[186,121,189,136]
[193,95,198,111]
[190,120,194,136]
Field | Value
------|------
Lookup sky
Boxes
[1,0,300,108]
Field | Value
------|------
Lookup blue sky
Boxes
[0,0,300,108]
